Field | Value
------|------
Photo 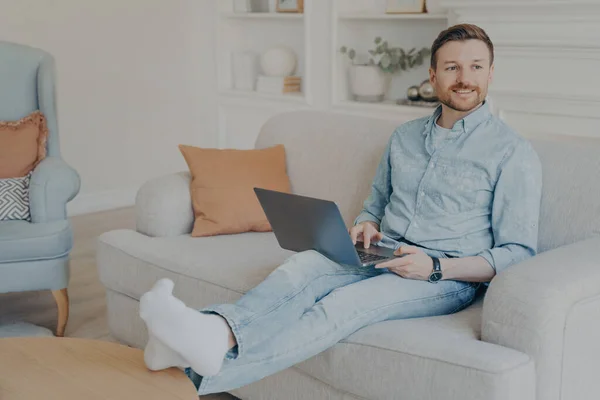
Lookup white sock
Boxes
[144,336,189,371]
[139,278,231,376]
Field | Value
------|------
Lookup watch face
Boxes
[429,272,443,282]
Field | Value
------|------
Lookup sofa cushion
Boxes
[0,110,48,179]
[295,297,534,399]
[97,229,295,300]
[0,219,72,263]
[179,144,292,238]
[0,173,32,222]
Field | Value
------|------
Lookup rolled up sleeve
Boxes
[354,134,394,226]
[477,141,543,274]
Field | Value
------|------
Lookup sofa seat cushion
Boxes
[0,219,72,263]
[295,297,534,399]
[97,229,295,300]
[98,229,534,399]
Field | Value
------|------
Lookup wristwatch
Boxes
[428,257,443,283]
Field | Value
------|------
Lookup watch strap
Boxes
[429,257,442,283]
[432,257,441,272]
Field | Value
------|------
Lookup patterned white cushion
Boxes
[0,173,31,221]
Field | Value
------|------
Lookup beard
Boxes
[437,83,487,112]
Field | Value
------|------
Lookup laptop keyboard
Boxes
[357,251,388,264]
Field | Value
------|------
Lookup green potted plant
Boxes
[340,37,430,102]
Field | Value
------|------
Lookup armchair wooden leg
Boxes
[51,288,69,337]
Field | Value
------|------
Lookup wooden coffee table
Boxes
[0,337,198,399]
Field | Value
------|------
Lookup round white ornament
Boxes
[260,46,297,77]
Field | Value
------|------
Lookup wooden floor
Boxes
[0,207,235,400]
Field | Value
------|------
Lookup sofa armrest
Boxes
[29,157,81,223]
[482,237,600,400]
[135,171,194,237]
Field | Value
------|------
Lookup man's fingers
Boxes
[376,256,414,269]
[356,232,364,243]
[351,223,383,248]
[406,246,419,253]
[366,226,384,249]
[349,226,362,245]
[394,245,419,256]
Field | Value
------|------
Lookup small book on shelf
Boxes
[257,75,302,94]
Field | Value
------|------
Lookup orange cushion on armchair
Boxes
[0,111,48,179]
[179,144,292,237]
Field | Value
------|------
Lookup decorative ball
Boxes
[407,85,420,101]
[260,46,297,77]
[418,80,437,101]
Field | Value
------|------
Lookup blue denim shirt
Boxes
[354,101,543,274]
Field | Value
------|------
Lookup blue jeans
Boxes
[187,250,481,395]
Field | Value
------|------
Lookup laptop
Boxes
[254,188,398,267]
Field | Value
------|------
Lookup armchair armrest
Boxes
[29,157,80,223]
[135,171,194,237]
[481,237,600,400]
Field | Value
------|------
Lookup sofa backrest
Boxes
[255,109,398,228]
[527,133,600,252]
[0,41,41,122]
[255,110,600,254]
[0,41,61,157]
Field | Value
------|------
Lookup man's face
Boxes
[429,39,494,112]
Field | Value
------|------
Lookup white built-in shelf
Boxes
[333,3,447,119]
[335,100,436,117]
[338,13,447,21]
[220,12,304,20]
[219,89,306,105]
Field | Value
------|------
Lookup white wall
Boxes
[446,1,600,140]
[2,0,598,215]
[0,0,219,215]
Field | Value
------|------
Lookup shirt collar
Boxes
[423,100,491,136]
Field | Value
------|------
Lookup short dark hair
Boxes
[430,24,494,70]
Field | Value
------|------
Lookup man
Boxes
[138,24,542,395]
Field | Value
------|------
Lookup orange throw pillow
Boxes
[179,144,292,237]
[0,111,48,179]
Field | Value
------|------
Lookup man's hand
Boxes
[349,221,383,249]
[375,246,433,280]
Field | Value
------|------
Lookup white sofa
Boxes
[97,110,600,400]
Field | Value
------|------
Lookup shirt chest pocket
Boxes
[393,153,428,194]
[430,160,493,214]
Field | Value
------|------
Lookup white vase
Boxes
[349,65,387,102]
[268,0,277,12]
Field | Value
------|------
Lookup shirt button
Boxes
[420,191,425,196]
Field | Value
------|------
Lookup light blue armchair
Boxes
[0,42,80,336]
